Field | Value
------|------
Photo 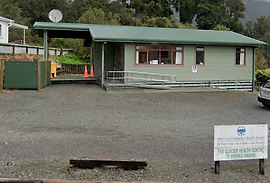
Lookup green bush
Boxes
[255,69,270,88]
[54,53,88,65]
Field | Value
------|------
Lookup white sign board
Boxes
[192,65,197,73]
[214,124,268,161]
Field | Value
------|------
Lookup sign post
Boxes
[214,124,268,174]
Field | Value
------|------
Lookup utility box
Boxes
[4,61,51,89]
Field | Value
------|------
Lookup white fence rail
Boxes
[0,43,71,56]
[172,80,253,91]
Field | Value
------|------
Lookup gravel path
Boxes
[0,84,270,183]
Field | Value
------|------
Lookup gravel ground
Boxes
[0,84,270,183]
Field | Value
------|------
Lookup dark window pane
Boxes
[196,51,204,65]
[139,52,147,64]
[161,51,171,64]
[149,51,159,64]
[161,51,168,58]
[236,53,240,65]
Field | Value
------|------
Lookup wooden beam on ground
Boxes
[0,179,42,183]
[0,178,170,183]
[70,157,147,170]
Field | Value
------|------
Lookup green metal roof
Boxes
[34,22,267,46]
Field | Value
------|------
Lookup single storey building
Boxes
[33,22,267,91]
[0,16,28,44]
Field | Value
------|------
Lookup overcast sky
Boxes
[244,0,270,2]
[253,0,270,2]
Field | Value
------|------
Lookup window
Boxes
[236,48,246,65]
[135,45,183,65]
[0,24,2,36]
[196,47,205,65]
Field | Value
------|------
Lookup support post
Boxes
[101,43,105,87]
[259,159,265,175]
[0,59,4,92]
[23,29,26,45]
[43,30,49,87]
[90,42,93,65]
[215,161,220,174]
[37,60,41,92]
[12,45,15,55]
[43,30,48,61]
[252,47,255,92]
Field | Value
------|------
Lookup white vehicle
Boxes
[258,80,270,107]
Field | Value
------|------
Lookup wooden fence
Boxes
[61,64,86,74]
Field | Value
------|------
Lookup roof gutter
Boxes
[93,39,266,47]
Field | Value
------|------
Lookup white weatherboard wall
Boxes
[124,43,254,82]
[0,21,8,43]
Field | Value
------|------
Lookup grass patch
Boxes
[54,53,88,65]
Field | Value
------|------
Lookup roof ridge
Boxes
[33,22,267,46]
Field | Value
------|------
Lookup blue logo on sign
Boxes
[237,126,246,136]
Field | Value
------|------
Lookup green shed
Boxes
[33,22,267,91]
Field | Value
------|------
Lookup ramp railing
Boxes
[105,71,176,89]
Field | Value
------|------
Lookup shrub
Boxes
[255,69,270,88]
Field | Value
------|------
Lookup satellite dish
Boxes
[48,9,63,23]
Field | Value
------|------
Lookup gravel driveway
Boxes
[0,84,270,183]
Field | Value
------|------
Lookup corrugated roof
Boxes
[0,16,28,29]
[0,16,14,23]
[33,22,267,46]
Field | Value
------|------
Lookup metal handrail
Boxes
[106,70,176,89]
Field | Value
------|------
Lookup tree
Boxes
[171,0,198,24]
[130,0,173,21]
[77,7,120,25]
[196,2,228,30]
[0,0,22,21]
[213,24,230,31]
[244,16,270,67]
[106,1,139,26]
[64,0,110,23]
[17,0,69,25]
[224,0,245,32]
[147,17,171,28]
[173,0,245,32]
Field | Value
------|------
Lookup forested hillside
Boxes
[0,0,270,69]
[242,0,270,24]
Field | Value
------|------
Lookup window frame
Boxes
[235,47,246,66]
[135,45,184,65]
[195,47,205,66]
